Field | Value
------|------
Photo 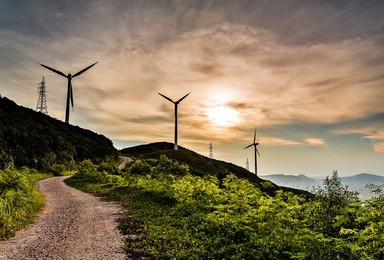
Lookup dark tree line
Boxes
[0,97,117,170]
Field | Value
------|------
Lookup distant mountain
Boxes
[261,174,320,191]
[260,173,384,200]
[121,142,312,197]
[262,174,317,183]
[0,96,117,170]
[342,173,384,183]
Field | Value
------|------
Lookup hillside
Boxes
[120,142,311,197]
[0,96,117,170]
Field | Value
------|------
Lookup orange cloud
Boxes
[304,138,327,146]
[364,129,384,140]
[374,143,384,153]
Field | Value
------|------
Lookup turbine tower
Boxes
[244,128,260,176]
[209,142,213,159]
[39,62,98,124]
[36,76,48,114]
[158,92,190,150]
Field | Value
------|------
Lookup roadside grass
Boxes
[0,168,52,240]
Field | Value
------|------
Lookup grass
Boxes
[0,168,52,240]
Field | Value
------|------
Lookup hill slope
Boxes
[121,142,311,197]
[0,96,117,169]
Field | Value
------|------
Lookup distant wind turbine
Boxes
[158,92,190,150]
[244,128,260,176]
[39,62,98,124]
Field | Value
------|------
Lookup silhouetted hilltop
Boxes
[0,96,117,169]
[121,142,312,197]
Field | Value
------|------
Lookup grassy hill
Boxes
[120,142,311,197]
[0,96,117,170]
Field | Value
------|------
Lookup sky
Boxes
[1,0,383,177]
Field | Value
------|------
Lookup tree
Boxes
[311,171,359,237]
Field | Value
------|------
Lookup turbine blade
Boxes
[244,144,253,149]
[40,64,67,78]
[72,62,98,78]
[253,128,257,144]
[176,92,191,103]
[70,83,74,108]
[157,92,175,103]
[256,148,260,156]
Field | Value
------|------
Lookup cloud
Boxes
[304,138,327,146]
[363,129,384,140]
[261,137,303,146]
[374,143,384,153]
[1,0,384,175]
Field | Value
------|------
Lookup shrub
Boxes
[50,164,67,176]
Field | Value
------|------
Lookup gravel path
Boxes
[0,176,127,260]
[117,156,133,170]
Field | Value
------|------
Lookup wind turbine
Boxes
[158,92,190,150]
[39,62,98,124]
[244,128,260,176]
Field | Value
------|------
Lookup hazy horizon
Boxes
[1,0,383,177]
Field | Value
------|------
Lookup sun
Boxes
[207,106,240,126]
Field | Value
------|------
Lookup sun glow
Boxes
[207,106,240,126]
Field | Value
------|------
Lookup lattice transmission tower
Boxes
[246,158,250,171]
[209,142,213,159]
[36,77,48,114]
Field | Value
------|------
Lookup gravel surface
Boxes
[117,156,133,170]
[0,176,127,260]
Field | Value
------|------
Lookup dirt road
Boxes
[118,156,133,170]
[0,176,126,259]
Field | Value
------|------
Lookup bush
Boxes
[0,151,14,170]
[50,164,67,176]
[69,160,126,187]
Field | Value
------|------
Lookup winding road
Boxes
[118,156,133,170]
[0,176,126,259]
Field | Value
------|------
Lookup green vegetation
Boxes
[0,168,51,240]
[0,97,117,170]
[121,142,310,197]
[67,156,384,259]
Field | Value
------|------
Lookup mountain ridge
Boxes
[260,173,384,200]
